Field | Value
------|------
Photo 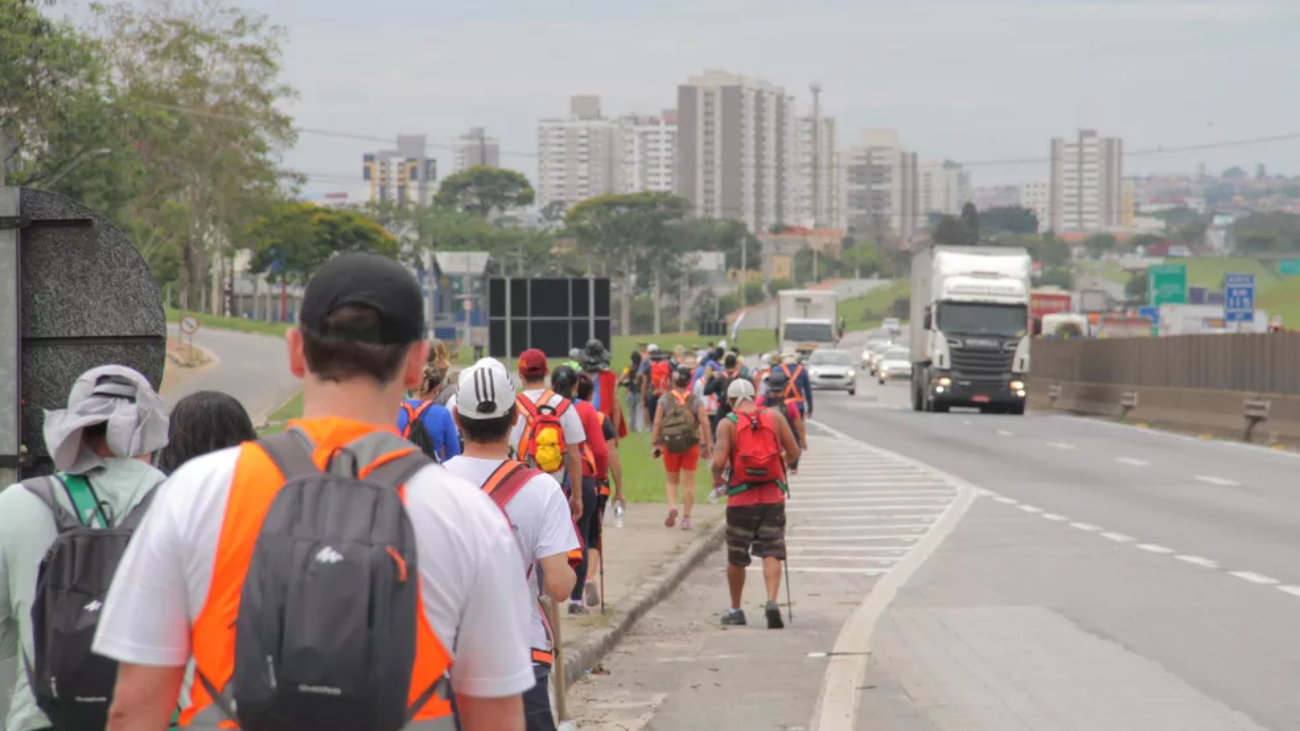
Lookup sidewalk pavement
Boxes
[560,499,725,646]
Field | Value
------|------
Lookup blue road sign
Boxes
[1138,306,1160,324]
[1224,273,1255,323]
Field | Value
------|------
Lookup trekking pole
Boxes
[598,519,606,615]
[545,597,571,727]
[784,557,794,625]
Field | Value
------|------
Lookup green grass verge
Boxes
[1076,260,1131,285]
[166,308,291,337]
[616,430,712,504]
[838,280,911,332]
[257,391,303,436]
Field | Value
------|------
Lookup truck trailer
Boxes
[910,246,1032,414]
[776,289,838,357]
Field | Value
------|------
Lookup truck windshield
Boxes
[936,303,1027,337]
[785,322,835,342]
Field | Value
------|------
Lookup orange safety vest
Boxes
[183,419,455,729]
[780,364,806,403]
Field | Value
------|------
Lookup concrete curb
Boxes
[559,517,726,689]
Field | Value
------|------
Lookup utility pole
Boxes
[810,82,822,229]
[0,128,9,186]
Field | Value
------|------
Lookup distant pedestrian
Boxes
[155,390,257,475]
[711,378,801,629]
[94,253,533,731]
[548,365,606,614]
[778,352,814,419]
[622,350,643,432]
[575,372,625,609]
[757,371,807,472]
[398,361,463,462]
[653,365,712,530]
[0,366,169,731]
[511,350,587,519]
[444,361,580,731]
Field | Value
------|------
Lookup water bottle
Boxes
[708,486,725,504]
[613,500,625,528]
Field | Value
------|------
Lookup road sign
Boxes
[1148,263,1187,307]
[1138,306,1160,324]
[179,315,200,334]
[1224,273,1255,323]
[1280,260,1300,276]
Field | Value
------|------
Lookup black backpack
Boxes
[400,400,443,463]
[21,474,159,731]
[198,427,452,731]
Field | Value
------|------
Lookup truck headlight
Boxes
[935,376,952,387]
[1010,380,1025,391]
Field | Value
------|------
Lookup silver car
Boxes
[808,349,857,395]
[862,339,893,374]
[876,346,912,384]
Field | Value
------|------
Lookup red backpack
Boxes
[516,391,570,473]
[650,360,672,396]
[726,408,785,494]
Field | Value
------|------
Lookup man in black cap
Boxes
[95,253,535,731]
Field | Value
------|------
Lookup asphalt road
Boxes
[163,324,299,421]
[570,331,1300,730]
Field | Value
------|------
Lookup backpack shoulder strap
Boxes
[482,460,539,512]
[364,451,433,491]
[401,400,435,438]
[517,393,541,418]
[257,427,320,481]
[22,477,82,533]
[118,479,165,531]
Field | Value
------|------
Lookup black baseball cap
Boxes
[300,253,424,344]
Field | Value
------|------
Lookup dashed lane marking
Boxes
[1018,505,1044,514]
[993,496,1019,505]
[1229,571,1280,585]
[1277,586,1300,598]
[748,566,891,575]
[1070,522,1102,531]
[1101,532,1134,543]
[1116,457,1150,467]
[1176,555,1219,569]
[996,429,1013,436]
[1195,475,1241,486]
[1042,513,1069,521]
[1137,544,1176,554]
[1046,442,1075,450]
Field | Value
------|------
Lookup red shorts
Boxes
[662,444,701,472]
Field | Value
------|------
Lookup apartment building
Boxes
[537,96,621,210]
[676,70,794,234]
[617,111,677,194]
[919,159,971,218]
[1049,129,1124,233]
[1018,180,1051,232]
[361,134,436,206]
[452,127,501,172]
[791,116,842,229]
[841,129,919,241]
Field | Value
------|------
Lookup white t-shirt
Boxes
[92,446,536,700]
[509,390,587,467]
[443,456,579,652]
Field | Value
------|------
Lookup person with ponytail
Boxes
[551,365,607,614]
[396,357,461,462]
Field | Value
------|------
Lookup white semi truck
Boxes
[776,289,838,358]
[910,246,1033,415]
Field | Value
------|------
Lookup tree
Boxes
[978,206,1039,236]
[1128,233,1166,251]
[1038,267,1073,289]
[1125,273,1148,302]
[960,202,980,245]
[1083,233,1118,259]
[92,0,299,311]
[932,215,967,247]
[245,203,398,283]
[567,192,691,335]
[1033,231,1071,269]
[434,166,534,218]
[539,200,568,228]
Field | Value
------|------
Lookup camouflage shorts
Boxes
[725,503,787,567]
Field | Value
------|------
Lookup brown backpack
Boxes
[660,391,699,454]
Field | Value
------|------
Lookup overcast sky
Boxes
[121,0,1300,198]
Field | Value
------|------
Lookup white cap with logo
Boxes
[457,363,516,419]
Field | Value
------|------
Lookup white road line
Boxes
[1116,457,1150,467]
[1137,544,1175,554]
[996,429,1013,436]
[1042,513,1068,521]
[1101,532,1134,543]
[1070,522,1102,531]
[792,493,955,503]
[782,555,900,562]
[793,490,953,497]
[786,535,922,542]
[1176,555,1219,569]
[1277,586,1300,598]
[1046,442,1075,450]
[1018,505,1043,514]
[787,546,911,553]
[787,504,949,513]
[993,496,1019,505]
[787,530,925,538]
[972,487,995,497]
[961,420,972,426]
[799,516,937,523]
[748,566,891,575]
[1229,571,1280,585]
[1195,475,1241,486]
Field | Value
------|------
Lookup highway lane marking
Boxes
[793,492,955,502]
[787,546,911,553]
[1276,586,1300,598]
[1070,522,1102,531]
[1116,457,1150,467]
[1101,532,1134,543]
[749,566,890,575]
[1046,441,1075,450]
[993,496,1019,505]
[1229,571,1280,585]
[794,490,953,497]
[788,529,925,537]
[1194,475,1241,486]
[787,504,949,513]
[1042,513,1069,521]
[1176,555,1220,569]
[802,515,937,522]
[1137,544,1176,554]
[784,555,900,562]
[1018,505,1044,514]
[996,429,1013,436]
[787,535,922,542]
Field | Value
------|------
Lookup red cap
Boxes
[518,349,549,377]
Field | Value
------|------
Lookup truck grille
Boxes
[950,347,1013,380]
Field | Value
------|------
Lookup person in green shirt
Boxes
[0,365,169,731]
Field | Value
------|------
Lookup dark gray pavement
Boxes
[163,324,300,421]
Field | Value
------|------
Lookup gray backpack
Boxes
[198,427,452,731]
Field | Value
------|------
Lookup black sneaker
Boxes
[721,609,747,626]
[766,600,784,629]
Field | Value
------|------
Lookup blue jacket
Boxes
[397,399,461,462]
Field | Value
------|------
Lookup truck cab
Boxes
[911,246,1032,415]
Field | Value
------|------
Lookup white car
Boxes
[807,349,856,396]
[862,339,893,373]
[875,346,912,385]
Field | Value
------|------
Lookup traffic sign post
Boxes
[1148,263,1187,307]
[179,314,201,362]
[1224,273,1255,328]
[1279,260,1300,277]
[1138,306,1160,336]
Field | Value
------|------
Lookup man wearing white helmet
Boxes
[710,377,800,629]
